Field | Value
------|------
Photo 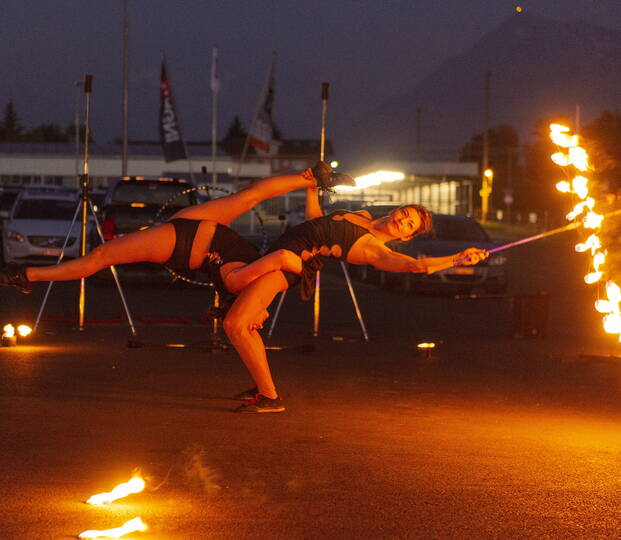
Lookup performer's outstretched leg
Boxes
[25,224,176,282]
[171,170,318,224]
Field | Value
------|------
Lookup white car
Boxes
[3,189,90,265]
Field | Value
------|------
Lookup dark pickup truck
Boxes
[101,176,197,241]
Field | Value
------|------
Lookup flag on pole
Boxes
[211,47,220,94]
[248,61,275,155]
[159,56,187,162]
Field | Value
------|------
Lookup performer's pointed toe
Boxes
[0,264,32,294]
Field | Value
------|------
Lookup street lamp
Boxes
[480,168,494,224]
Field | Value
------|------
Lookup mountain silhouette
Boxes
[343,12,621,165]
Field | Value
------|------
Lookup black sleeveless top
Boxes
[165,218,260,294]
[270,210,371,300]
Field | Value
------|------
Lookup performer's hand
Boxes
[455,248,488,266]
[249,309,270,332]
[301,168,315,183]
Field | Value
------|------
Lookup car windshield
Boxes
[14,199,77,220]
[423,217,489,242]
[111,182,193,207]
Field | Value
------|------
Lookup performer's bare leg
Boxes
[25,224,176,282]
[223,271,290,399]
[171,170,317,225]
[223,249,302,294]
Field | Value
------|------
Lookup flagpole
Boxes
[233,54,275,188]
[211,47,218,186]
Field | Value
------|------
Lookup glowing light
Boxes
[595,300,613,313]
[78,517,148,539]
[575,234,600,254]
[606,281,621,302]
[3,324,15,338]
[86,475,145,505]
[515,6,523,13]
[335,170,405,192]
[17,325,32,337]
[330,160,339,168]
[585,272,603,285]
[603,314,621,334]
[130,202,146,208]
[417,342,436,349]
[549,123,620,340]
[550,129,578,148]
[583,211,604,229]
[572,176,589,199]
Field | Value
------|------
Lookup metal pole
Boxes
[211,47,218,187]
[121,0,129,177]
[74,81,82,187]
[480,71,491,224]
[313,82,329,337]
[78,74,93,331]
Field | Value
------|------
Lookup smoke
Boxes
[181,445,222,495]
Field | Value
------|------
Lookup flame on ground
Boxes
[549,124,621,341]
[3,324,15,338]
[86,475,145,505]
[78,517,148,539]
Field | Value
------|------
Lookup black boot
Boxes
[311,161,356,190]
[0,264,32,294]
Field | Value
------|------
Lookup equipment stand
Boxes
[34,75,137,338]
[267,82,369,343]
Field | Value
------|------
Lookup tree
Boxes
[581,110,621,193]
[22,123,68,143]
[460,124,522,212]
[0,100,22,141]
[221,115,248,155]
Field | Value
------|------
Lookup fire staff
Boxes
[227,199,488,413]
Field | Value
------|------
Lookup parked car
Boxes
[97,177,197,276]
[2,189,89,265]
[355,212,508,295]
[0,187,24,263]
[100,177,197,241]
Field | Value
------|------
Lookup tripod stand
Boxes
[34,75,137,337]
[266,82,369,343]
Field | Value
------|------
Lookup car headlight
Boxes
[488,255,507,266]
[6,230,26,243]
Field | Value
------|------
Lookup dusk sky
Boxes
[3,0,621,159]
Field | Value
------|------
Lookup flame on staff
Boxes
[86,475,145,505]
[3,324,15,338]
[78,517,148,539]
[549,123,621,341]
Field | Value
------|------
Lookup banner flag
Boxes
[211,47,220,94]
[248,61,275,155]
[159,57,187,162]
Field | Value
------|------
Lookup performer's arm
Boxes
[355,240,487,275]
[302,167,323,219]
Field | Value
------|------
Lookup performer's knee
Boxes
[223,312,249,339]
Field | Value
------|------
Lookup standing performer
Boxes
[0,163,354,299]
[225,203,488,413]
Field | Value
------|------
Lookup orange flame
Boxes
[78,517,148,539]
[549,124,621,341]
[3,324,15,338]
[86,475,145,505]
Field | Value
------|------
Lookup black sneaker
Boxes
[235,394,285,413]
[233,386,258,401]
[311,161,356,190]
[0,264,32,294]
